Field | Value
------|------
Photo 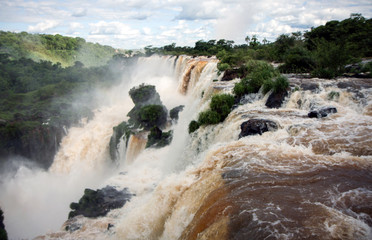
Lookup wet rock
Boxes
[265,89,288,108]
[68,186,132,219]
[221,69,241,81]
[0,207,7,240]
[308,107,337,118]
[300,82,319,91]
[146,127,173,148]
[239,119,278,138]
[170,105,184,121]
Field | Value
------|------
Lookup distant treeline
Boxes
[0,31,124,67]
[147,13,372,79]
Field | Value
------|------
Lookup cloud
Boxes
[72,8,87,17]
[172,0,230,21]
[27,20,60,33]
[1,0,372,49]
[89,21,140,37]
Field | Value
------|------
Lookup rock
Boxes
[221,69,241,81]
[146,127,173,148]
[109,121,133,161]
[308,107,337,118]
[128,84,162,106]
[265,89,288,108]
[68,186,132,219]
[0,207,7,240]
[239,119,278,138]
[170,105,184,121]
[300,82,319,91]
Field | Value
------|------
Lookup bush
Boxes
[128,84,161,105]
[188,94,235,133]
[233,61,279,97]
[198,110,221,125]
[279,47,315,73]
[188,120,200,133]
[146,127,173,148]
[210,94,235,121]
[138,104,167,130]
[262,79,274,94]
[273,76,289,93]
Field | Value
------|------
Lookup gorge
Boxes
[0,55,371,240]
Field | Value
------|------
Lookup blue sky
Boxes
[0,0,371,49]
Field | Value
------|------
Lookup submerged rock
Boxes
[239,119,278,138]
[265,89,288,108]
[68,186,132,219]
[308,107,337,118]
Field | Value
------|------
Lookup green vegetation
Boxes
[138,105,168,130]
[151,14,371,79]
[0,31,120,67]
[188,94,235,133]
[0,51,132,166]
[146,127,173,148]
[233,61,280,97]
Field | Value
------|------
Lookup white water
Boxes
[1,55,371,240]
[0,55,217,239]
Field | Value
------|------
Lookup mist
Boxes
[0,55,192,239]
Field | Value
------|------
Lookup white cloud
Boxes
[90,21,140,36]
[27,20,60,33]
[72,8,87,17]
[1,0,371,48]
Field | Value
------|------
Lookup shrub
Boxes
[210,94,235,121]
[138,104,167,130]
[262,79,274,94]
[233,61,279,97]
[273,76,289,93]
[188,120,200,133]
[128,84,161,105]
[188,93,235,133]
[198,110,221,125]
[279,47,315,73]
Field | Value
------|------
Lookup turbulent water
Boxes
[1,55,371,240]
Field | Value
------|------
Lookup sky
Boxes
[0,0,371,49]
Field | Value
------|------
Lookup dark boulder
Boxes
[68,186,132,219]
[109,121,133,161]
[128,84,162,106]
[300,82,319,91]
[146,127,173,148]
[308,107,337,118]
[170,105,184,121]
[221,69,241,81]
[0,207,7,240]
[265,89,288,108]
[239,119,278,138]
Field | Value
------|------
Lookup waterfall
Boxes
[1,56,372,240]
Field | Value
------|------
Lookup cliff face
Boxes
[0,121,66,169]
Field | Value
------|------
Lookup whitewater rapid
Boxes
[1,55,371,240]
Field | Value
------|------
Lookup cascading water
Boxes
[1,55,371,240]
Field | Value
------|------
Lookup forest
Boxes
[0,14,371,168]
